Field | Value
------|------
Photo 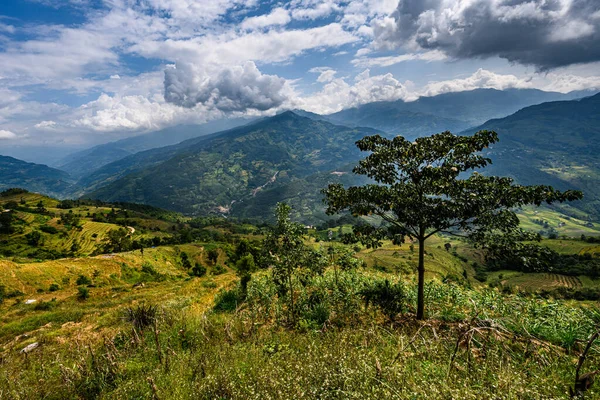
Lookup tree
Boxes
[104,227,132,253]
[262,203,310,325]
[207,248,219,265]
[323,131,582,320]
[0,211,14,234]
[26,230,43,246]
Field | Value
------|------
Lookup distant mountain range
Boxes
[56,117,253,178]
[83,112,378,219]
[0,155,75,198]
[1,88,599,224]
[463,92,600,218]
[327,88,593,137]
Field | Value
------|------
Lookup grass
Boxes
[1,269,599,399]
[518,205,600,236]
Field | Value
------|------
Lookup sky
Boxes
[0,0,600,150]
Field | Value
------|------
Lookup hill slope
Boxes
[0,156,74,198]
[464,93,600,219]
[84,112,378,216]
[328,88,593,137]
[57,118,252,178]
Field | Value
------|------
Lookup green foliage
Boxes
[323,130,582,319]
[25,230,43,246]
[77,287,90,301]
[190,263,207,277]
[49,283,60,292]
[124,303,158,331]
[103,227,132,253]
[262,203,323,325]
[361,279,408,321]
[207,248,219,265]
[39,225,58,234]
[76,275,91,286]
[213,288,241,312]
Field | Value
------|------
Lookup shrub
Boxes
[361,279,408,321]
[34,300,55,311]
[77,287,90,301]
[49,283,60,292]
[124,303,158,331]
[212,264,226,275]
[76,275,91,285]
[190,263,207,277]
[39,225,58,234]
[213,288,240,312]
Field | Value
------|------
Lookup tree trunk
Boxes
[417,237,425,320]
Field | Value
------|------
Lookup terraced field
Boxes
[490,271,584,291]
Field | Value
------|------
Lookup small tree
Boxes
[104,227,132,253]
[207,248,219,265]
[235,254,256,297]
[323,131,582,320]
[263,203,308,325]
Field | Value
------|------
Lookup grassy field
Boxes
[0,244,234,344]
[1,191,180,260]
[517,205,600,236]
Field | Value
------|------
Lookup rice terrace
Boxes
[2,0,600,399]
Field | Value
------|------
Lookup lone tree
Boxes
[323,131,582,320]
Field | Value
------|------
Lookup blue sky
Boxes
[0,0,599,148]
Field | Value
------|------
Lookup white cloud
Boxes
[353,50,447,68]
[241,8,291,30]
[291,1,341,20]
[0,23,15,34]
[309,67,337,82]
[164,61,294,111]
[420,69,533,97]
[299,70,414,114]
[34,120,57,129]
[0,129,17,140]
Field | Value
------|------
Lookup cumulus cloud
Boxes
[0,129,17,140]
[309,67,337,83]
[164,61,292,111]
[34,120,57,129]
[420,69,533,97]
[373,0,600,70]
[241,8,291,30]
[291,1,341,20]
[299,69,414,114]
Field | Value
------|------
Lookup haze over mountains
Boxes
[1,88,599,223]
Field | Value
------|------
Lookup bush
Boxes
[34,300,55,311]
[124,303,158,331]
[212,264,226,275]
[76,275,92,286]
[77,287,90,301]
[213,288,240,312]
[361,279,408,321]
[190,263,207,277]
[39,225,59,234]
[49,283,60,292]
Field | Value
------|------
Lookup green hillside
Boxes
[84,112,378,216]
[328,88,590,137]
[0,189,181,261]
[57,118,251,179]
[0,155,75,198]
[464,93,600,219]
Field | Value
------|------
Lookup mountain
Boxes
[82,112,379,218]
[0,155,74,197]
[463,92,600,218]
[57,118,253,178]
[328,88,594,138]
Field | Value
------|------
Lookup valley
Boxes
[2,81,600,400]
